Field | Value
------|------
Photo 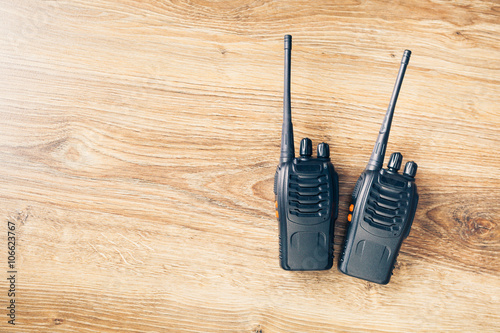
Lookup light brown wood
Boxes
[0,0,499,332]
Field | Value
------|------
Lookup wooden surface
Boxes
[1,0,499,332]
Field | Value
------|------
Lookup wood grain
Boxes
[0,0,499,331]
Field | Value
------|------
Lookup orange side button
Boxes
[275,201,278,209]
[275,211,279,219]
[347,214,352,222]
[349,204,354,212]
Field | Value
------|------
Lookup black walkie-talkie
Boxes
[273,35,339,271]
[339,50,419,284]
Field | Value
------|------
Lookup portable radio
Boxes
[338,50,419,284]
[273,35,339,270]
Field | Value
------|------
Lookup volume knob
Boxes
[387,152,402,172]
[317,142,330,158]
[300,138,312,157]
[403,161,418,178]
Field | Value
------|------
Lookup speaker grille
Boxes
[288,174,330,218]
[364,177,409,233]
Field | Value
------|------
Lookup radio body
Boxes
[273,35,339,271]
[339,50,419,284]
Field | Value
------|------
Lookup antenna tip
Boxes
[401,50,411,64]
[284,35,292,49]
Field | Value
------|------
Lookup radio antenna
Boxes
[366,50,411,171]
[280,35,295,164]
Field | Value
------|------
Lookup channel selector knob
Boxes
[300,138,312,157]
[387,152,403,172]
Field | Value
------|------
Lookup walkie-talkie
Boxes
[339,50,419,284]
[273,35,339,271]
